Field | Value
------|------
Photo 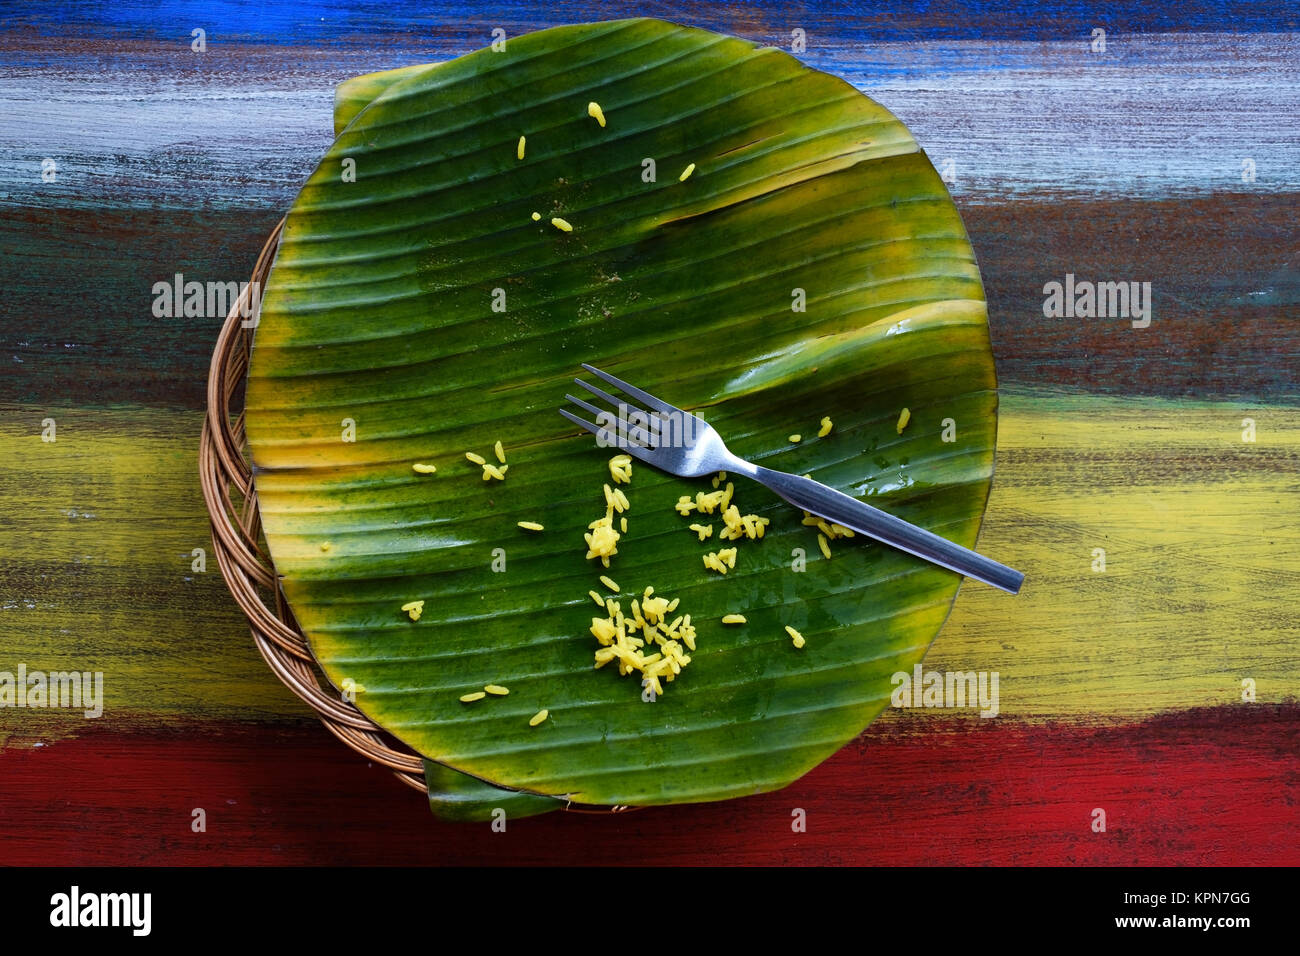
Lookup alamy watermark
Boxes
[1043,273,1151,329]
[891,665,999,718]
[151,272,262,326]
[0,663,103,718]
[50,886,150,936]
[593,403,702,450]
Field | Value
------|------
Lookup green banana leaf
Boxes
[335,58,569,820]
[245,17,997,809]
[423,757,561,822]
[333,64,426,136]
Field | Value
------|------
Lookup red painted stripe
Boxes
[3,705,1295,865]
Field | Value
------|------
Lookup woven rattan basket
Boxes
[201,223,631,812]
[200,220,429,793]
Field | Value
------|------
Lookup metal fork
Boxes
[560,364,1024,595]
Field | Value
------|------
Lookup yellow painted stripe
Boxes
[1,391,1295,748]
[921,390,1300,719]
[0,406,319,745]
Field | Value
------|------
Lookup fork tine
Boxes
[558,409,656,458]
[564,392,608,420]
[564,394,657,448]
[573,378,637,417]
[580,363,683,416]
[572,379,661,447]
[558,408,613,445]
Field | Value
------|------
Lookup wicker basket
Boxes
[200,220,428,793]
[201,224,634,812]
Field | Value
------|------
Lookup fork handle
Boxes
[747,466,1024,594]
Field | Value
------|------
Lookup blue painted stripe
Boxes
[8,0,1299,44]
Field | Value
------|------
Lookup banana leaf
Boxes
[245,17,997,808]
[335,59,568,820]
[422,757,561,822]
[333,64,426,136]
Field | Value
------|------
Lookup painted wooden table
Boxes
[2,0,1296,864]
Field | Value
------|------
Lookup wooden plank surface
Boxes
[1,0,1296,864]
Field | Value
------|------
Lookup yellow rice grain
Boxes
[818,416,833,437]
[896,407,911,434]
[494,440,506,463]
[608,454,633,484]
[689,523,712,541]
[587,101,606,127]
[551,217,573,232]
[484,684,509,696]
[586,584,698,696]
[529,709,549,727]
[482,463,507,481]
[320,542,331,552]
[531,211,541,221]
[412,462,437,474]
[459,691,486,703]
[785,625,806,649]
[818,533,832,560]
[589,589,606,607]
[722,614,747,625]
[789,433,802,443]
[590,617,617,644]
[584,521,620,565]
[703,548,737,574]
[679,162,695,181]
[620,516,628,532]
[517,135,526,160]
[517,520,544,531]
[694,490,726,514]
[599,575,620,592]
[465,451,486,465]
